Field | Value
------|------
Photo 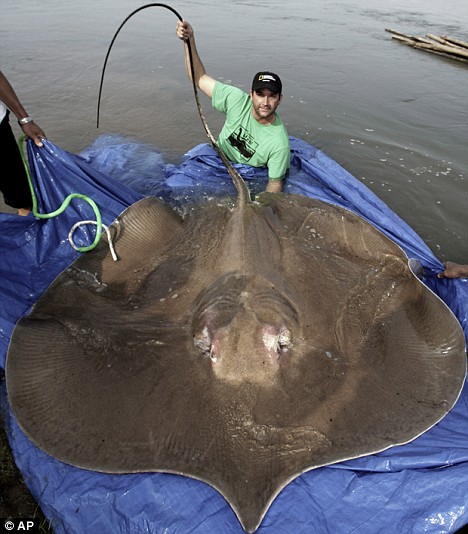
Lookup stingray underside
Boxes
[6,194,466,532]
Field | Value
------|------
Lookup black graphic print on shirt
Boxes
[227,126,258,160]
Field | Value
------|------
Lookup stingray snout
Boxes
[193,316,292,384]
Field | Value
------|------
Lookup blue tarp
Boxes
[1,135,467,533]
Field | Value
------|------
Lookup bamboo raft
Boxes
[385,29,468,64]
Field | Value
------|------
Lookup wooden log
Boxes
[442,35,468,49]
[411,45,468,63]
[427,34,452,45]
[385,29,432,44]
[415,40,468,59]
[385,28,412,39]
[426,34,466,50]
[391,34,416,45]
[386,28,468,63]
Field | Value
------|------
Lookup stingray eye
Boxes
[277,327,292,353]
[193,326,217,362]
[263,325,292,358]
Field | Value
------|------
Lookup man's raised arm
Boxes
[176,21,216,98]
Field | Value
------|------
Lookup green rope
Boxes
[18,135,103,252]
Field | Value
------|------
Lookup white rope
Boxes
[68,220,118,261]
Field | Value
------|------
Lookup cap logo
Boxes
[258,74,276,82]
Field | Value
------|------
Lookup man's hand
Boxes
[437,261,468,279]
[176,20,193,41]
[21,121,46,147]
[265,180,283,193]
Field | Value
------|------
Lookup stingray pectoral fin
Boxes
[259,192,401,261]
[297,205,400,260]
[80,197,184,284]
[333,259,467,445]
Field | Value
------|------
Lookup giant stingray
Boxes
[5,165,467,531]
[5,5,467,530]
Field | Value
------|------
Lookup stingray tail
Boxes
[96,3,251,206]
[213,147,251,205]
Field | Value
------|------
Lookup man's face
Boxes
[250,88,282,123]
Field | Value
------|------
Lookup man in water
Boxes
[0,70,46,215]
[176,21,289,193]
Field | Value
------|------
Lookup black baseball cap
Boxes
[251,71,282,94]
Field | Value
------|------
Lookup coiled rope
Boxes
[17,135,114,256]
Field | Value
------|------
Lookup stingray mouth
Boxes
[190,274,299,381]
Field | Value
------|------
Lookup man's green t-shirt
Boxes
[212,82,290,181]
